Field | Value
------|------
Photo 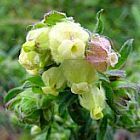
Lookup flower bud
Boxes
[90,106,103,120]
[22,40,35,52]
[31,125,41,136]
[19,49,51,75]
[26,27,49,42]
[19,49,40,70]
[7,89,41,124]
[25,27,50,52]
[86,35,118,72]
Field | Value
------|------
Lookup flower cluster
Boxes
[18,11,119,120]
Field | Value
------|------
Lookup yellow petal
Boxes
[71,82,90,94]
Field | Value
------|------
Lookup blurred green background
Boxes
[0,0,140,139]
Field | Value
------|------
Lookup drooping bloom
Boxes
[42,67,66,96]
[71,82,90,95]
[79,85,106,120]
[60,59,98,85]
[86,35,118,72]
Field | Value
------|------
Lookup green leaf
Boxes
[104,126,114,140]
[58,89,77,117]
[102,81,120,114]
[94,9,104,34]
[4,79,42,103]
[39,95,56,109]
[25,76,45,87]
[105,70,126,78]
[115,39,134,69]
[32,86,43,94]
[0,50,6,62]
[68,100,90,125]
[96,116,108,140]
[119,114,135,127]
[4,87,23,103]
[58,89,90,125]
[8,45,20,58]
[43,11,66,26]
[98,72,110,83]
[111,80,139,91]
[32,22,46,29]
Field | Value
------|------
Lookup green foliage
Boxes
[96,116,108,140]
[94,9,104,34]
[0,0,140,140]
[43,10,67,26]
[115,39,134,69]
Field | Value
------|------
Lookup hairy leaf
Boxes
[68,100,90,125]
[102,81,120,114]
[115,39,134,69]
[111,80,139,91]
[105,70,126,78]
[25,76,45,87]
[94,9,104,34]
[44,11,66,26]
[96,116,108,140]
[4,87,23,103]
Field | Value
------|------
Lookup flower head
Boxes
[19,49,51,75]
[86,35,118,72]
[19,49,40,70]
[61,59,98,85]
[71,82,90,95]
[49,21,89,63]
[42,67,66,96]
[79,85,106,120]
[23,27,50,52]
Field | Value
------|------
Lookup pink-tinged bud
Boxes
[89,35,111,53]
[86,35,118,72]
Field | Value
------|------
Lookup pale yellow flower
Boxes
[57,39,85,62]
[79,85,105,120]
[90,106,103,120]
[26,27,49,41]
[26,69,39,75]
[71,82,90,95]
[19,49,40,70]
[49,21,89,63]
[61,59,97,84]
[42,86,59,96]
[42,67,66,96]
[25,27,50,52]
[107,52,118,67]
